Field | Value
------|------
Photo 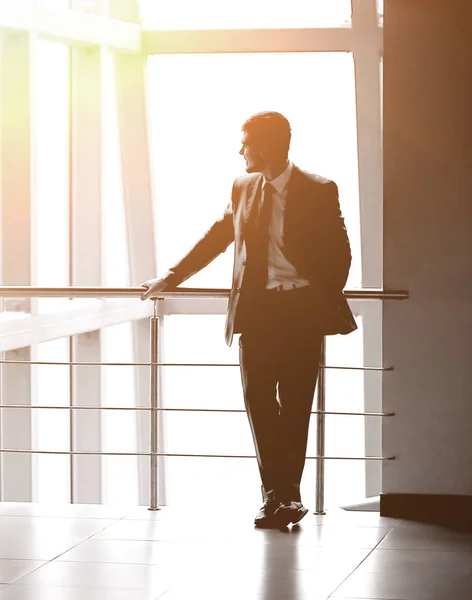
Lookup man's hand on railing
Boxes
[141,278,168,300]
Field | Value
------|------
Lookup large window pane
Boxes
[102,51,129,287]
[33,338,71,503]
[140,0,352,29]
[302,318,365,508]
[36,40,70,312]
[148,52,360,289]
[101,323,138,505]
[161,315,248,505]
[323,318,365,507]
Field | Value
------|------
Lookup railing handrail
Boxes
[0,286,409,300]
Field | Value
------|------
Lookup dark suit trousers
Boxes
[238,286,322,503]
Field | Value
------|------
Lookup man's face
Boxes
[239,131,266,173]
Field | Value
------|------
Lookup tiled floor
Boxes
[0,502,471,599]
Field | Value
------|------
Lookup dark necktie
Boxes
[252,182,275,288]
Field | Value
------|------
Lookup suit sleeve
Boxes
[161,196,235,288]
[319,181,352,295]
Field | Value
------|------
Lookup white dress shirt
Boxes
[263,162,310,291]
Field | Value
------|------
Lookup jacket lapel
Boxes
[284,165,306,236]
[244,175,263,227]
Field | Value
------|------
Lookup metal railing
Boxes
[0,286,409,514]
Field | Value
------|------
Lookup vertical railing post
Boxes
[315,337,326,515]
[149,300,160,511]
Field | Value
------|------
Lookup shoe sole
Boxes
[274,506,309,528]
[290,506,309,525]
[254,518,279,529]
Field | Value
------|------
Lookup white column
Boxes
[69,1,104,503]
[352,0,384,497]
[352,0,383,288]
[110,0,158,505]
[0,32,36,501]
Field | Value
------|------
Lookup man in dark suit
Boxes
[142,111,356,528]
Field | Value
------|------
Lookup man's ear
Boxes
[259,143,271,162]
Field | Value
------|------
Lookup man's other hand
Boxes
[141,278,168,300]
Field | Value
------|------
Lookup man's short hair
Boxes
[242,111,291,160]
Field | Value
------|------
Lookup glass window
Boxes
[299,317,366,511]
[102,52,129,287]
[140,0,352,29]
[33,338,71,504]
[323,317,366,507]
[35,40,70,313]
[159,315,243,505]
[102,322,139,505]
[148,52,360,289]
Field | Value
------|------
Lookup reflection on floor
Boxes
[0,502,471,599]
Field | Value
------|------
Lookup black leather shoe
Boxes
[254,500,279,528]
[273,501,309,527]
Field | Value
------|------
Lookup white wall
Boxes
[382,0,472,495]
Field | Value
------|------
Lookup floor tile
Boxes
[0,586,159,599]
[280,526,391,548]
[0,503,131,520]
[123,506,264,528]
[313,508,402,528]
[58,537,371,572]
[331,569,472,599]
[0,517,117,561]
[0,516,115,539]
[57,539,177,566]
[159,567,346,598]
[14,558,347,597]
[14,561,171,596]
[123,507,183,522]
[93,518,390,548]
[0,535,83,561]
[125,506,400,529]
[123,506,400,541]
[50,547,357,595]
[157,589,329,600]
[377,522,472,552]
[357,548,472,573]
[0,560,45,584]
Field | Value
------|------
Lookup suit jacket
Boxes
[161,165,357,346]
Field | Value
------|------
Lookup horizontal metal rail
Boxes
[0,359,393,371]
[0,404,394,416]
[0,448,394,460]
[0,285,409,300]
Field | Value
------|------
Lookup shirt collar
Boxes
[263,161,292,194]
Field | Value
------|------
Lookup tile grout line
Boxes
[324,522,398,599]
[153,586,173,600]
[0,514,129,589]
